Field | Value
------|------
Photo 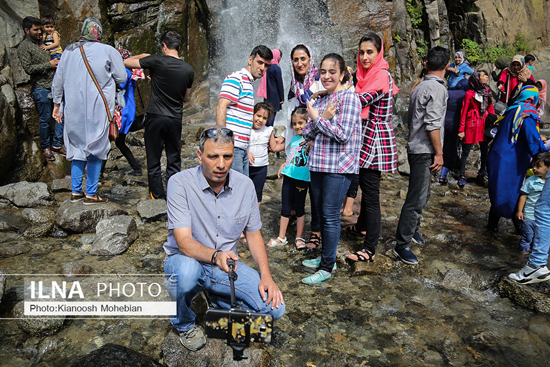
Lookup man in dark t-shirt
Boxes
[125,31,194,199]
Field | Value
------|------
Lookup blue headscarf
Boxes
[507,85,540,145]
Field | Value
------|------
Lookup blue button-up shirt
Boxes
[163,165,261,256]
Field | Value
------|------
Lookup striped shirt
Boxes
[302,88,362,174]
[358,89,397,173]
[219,68,255,150]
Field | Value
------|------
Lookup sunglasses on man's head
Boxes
[201,127,233,139]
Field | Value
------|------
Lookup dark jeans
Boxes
[249,165,267,202]
[310,171,352,273]
[281,176,309,217]
[395,153,433,249]
[31,86,64,149]
[356,168,382,254]
[346,174,360,198]
[309,182,321,233]
[460,141,489,176]
[144,113,182,199]
[115,133,141,171]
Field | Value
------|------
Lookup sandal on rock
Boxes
[346,250,375,263]
[267,237,288,247]
[295,237,306,250]
[83,195,108,205]
[439,177,448,185]
[343,224,365,236]
[306,233,321,249]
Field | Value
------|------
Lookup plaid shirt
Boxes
[357,89,397,173]
[17,37,55,89]
[302,88,361,174]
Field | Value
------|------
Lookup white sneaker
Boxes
[509,263,550,284]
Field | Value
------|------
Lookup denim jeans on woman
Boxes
[395,153,433,249]
[71,154,102,196]
[528,170,550,268]
[309,172,352,273]
[164,253,285,332]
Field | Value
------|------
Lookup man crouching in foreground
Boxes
[163,125,285,351]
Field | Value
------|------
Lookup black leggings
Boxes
[281,176,309,218]
[115,133,141,171]
[356,168,382,254]
[460,141,489,176]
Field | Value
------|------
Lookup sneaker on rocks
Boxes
[179,325,206,351]
[302,256,337,270]
[43,148,55,161]
[411,231,425,245]
[301,270,332,285]
[393,246,419,265]
[509,263,550,284]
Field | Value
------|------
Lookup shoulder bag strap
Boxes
[80,45,113,122]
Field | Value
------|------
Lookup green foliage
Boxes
[416,39,427,57]
[460,33,534,66]
[394,31,402,43]
[406,0,423,28]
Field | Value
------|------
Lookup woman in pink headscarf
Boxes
[537,79,547,116]
[345,32,399,263]
[257,48,284,126]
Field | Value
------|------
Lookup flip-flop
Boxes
[343,224,366,236]
[346,250,375,263]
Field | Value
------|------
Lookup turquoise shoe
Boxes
[302,270,332,284]
[302,256,337,270]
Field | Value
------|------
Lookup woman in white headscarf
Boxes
[446,51,474,89]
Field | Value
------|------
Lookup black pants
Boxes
[144,113,182,199]
[460,141,489,177]
[281,176,309,217]
[115,133,141,171]
[356,168,381,254]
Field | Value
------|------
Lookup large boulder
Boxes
[137,199,167,223]
[0,181,51,207]
[89,215,138,255]
[56,200,127,233]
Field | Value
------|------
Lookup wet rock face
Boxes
[56,200,128,233]
[161,330,271,367]
[0,182,51,207]
[137,199,167,223]
[69,343,163,367]
[90,215,138,255]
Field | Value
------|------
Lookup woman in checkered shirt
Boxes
[345,33,399,264]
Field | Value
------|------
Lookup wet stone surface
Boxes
[0,124,550,365]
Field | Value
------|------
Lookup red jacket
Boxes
[459,90,495,144]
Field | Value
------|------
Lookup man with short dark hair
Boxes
[393,46,450,265]
[216,45,273,175]
[18,16,64,161]
[124,30,194,199]
[163,125,285,351]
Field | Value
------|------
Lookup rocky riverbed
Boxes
[1,123,550,366]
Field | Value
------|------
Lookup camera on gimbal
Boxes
[204,259,273,361]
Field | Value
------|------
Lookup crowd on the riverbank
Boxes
[17,11,550,352]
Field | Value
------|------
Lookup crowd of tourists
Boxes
[18,13,550,352]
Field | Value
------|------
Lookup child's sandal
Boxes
[267,237,288,247]
[295,237,306,250]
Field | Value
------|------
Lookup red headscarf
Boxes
[355,39,399,119]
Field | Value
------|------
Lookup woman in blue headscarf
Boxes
[447,51,474,89]
[487,85,547,230]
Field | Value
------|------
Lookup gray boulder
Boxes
[137,199,167,222]
[90,215,138,255]
[162,329,271,367]
[21,208,55,224]
[13,301,65,336]
[56,200,127,233]
[0,181,51,207]
[51,177,73,193]
[0,212,29,232]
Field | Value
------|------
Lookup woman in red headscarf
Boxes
[345,32,399,263]
[257,48,284,126]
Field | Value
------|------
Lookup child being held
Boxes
[267,107,310,250]
[40,17,62,60]
[515,152,550,254]
[248,102,278,206]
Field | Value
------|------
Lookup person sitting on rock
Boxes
[162,125,285,351]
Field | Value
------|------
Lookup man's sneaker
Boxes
[393,247,419,265]
[51,146,66,156]
[411,231,425,245]
[302,256,337,271]
[509,263,550,284]
[179,325,206,351]
[43,148,55,161]
[302,270,331,285]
